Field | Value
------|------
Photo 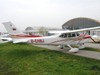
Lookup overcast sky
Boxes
[0,0,100,32]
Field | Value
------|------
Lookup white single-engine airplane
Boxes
[2,22,100,52]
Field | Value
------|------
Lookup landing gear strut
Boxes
[67,44,79,53]
[79,43,85,49]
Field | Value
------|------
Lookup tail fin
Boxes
[2,22,41,43]
[2,22,28,43]
[2,22,24,35]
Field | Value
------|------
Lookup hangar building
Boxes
[62,17,100,36]
[62,17,100,30]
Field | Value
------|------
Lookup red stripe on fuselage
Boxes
[79,34,91,39]
[11,34,41,38]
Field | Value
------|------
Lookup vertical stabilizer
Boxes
[2,22,41,43]
[2,22,24,35]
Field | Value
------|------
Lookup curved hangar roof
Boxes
[62,17,100,30]
[25,26,34,31]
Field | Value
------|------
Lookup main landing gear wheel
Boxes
[69,48,79,53]
[58,45,64,49]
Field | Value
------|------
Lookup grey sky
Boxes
[0,0,100,32]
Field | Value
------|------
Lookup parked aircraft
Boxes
[0,33,12,44]
[0,38,10,44]
[3,22,100,52]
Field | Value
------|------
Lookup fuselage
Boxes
[13,34,91,45]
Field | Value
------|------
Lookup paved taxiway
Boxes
[35,44,100,60]
[85,43,100,49]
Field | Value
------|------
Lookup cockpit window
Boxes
[59,33,67,38]
[59,32,79,38]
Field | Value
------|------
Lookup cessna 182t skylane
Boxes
[3,22,100,52]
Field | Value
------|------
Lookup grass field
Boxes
[0,43,100,75]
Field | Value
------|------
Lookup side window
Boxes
[68,33,72,37]
[63,33,67,37]
[76,33,79,36]
[59,33,67,38]
[72,33,75,37]
[68,33,77,37]
[60,32,79,38]
[67,33,75,37]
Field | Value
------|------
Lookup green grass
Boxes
[0,43,100,75]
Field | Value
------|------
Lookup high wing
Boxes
[13,26,100,43]
[55,26,100,34]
